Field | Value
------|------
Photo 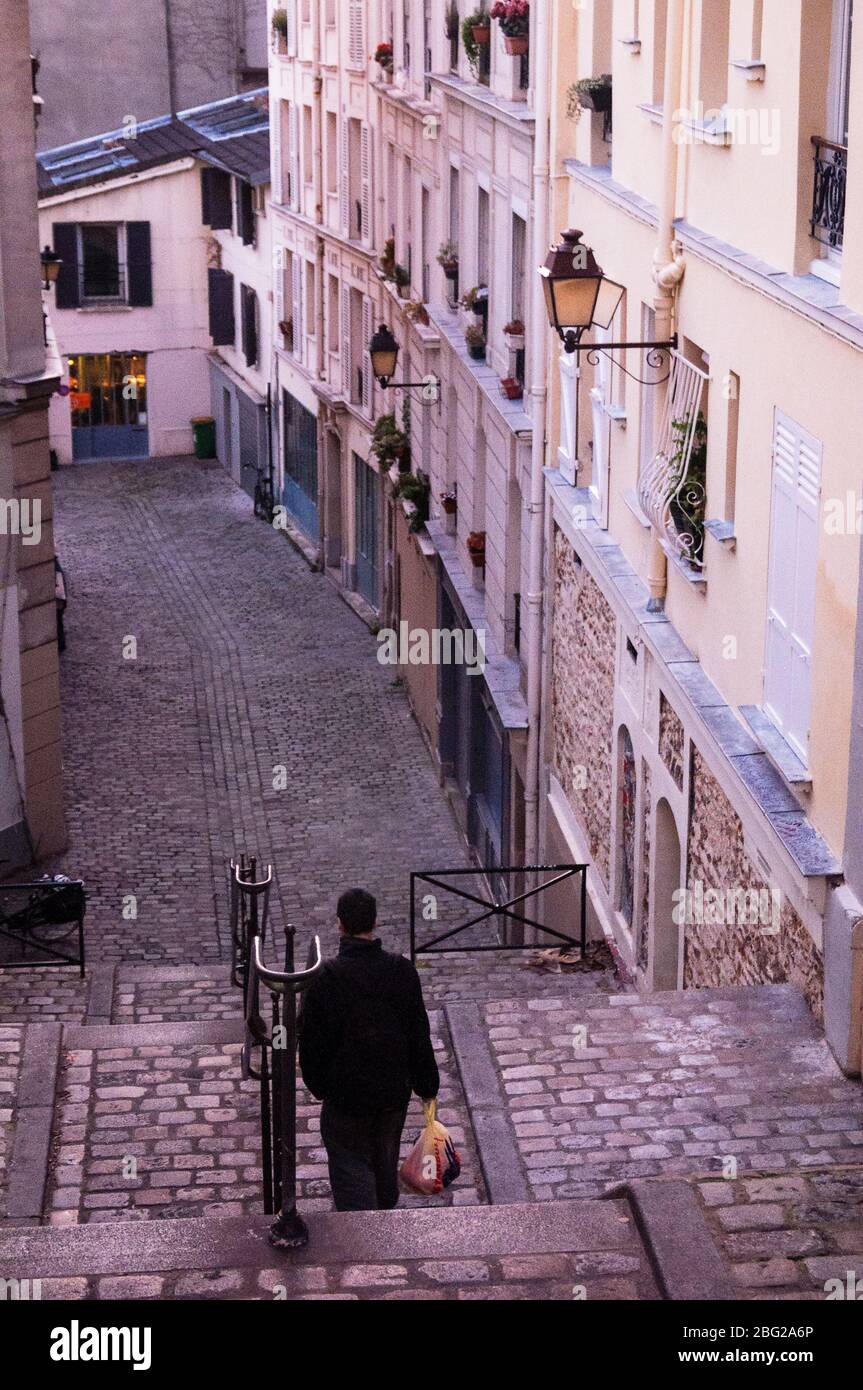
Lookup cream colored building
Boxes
[538,0,863,1074]
[0,0,65,863]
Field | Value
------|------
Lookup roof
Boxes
[37,89,270,198]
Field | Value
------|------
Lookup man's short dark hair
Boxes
[337,888,377,937]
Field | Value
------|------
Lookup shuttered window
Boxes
[237,181,256,245]
[51,221,151,307]
[208,268,235,345]
[52,222,80,308]
[201,167,233,230]
[763,410,822,762]
[241,284,259,367]
[348,0,364,68]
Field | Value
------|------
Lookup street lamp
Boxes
[539,229,675,365]
[40,245,62,291]
[368,323,439,399]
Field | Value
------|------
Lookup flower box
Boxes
[500,377,524,401]
[504,331,525,352]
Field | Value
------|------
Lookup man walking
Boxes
[298,887,439,1212]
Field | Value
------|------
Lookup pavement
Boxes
[0,455,861,1302]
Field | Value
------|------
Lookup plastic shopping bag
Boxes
[399,1099,461,1195]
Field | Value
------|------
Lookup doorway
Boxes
[68,352,148,459]
[652,797,683,989]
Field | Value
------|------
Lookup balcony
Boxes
[810,136,847,251]
[637,352,709,581]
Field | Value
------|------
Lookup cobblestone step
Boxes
[0,1195,664,1300]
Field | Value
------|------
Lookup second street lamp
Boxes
[40,244,62,291]
[368,323,440,400]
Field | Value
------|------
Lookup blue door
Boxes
[69,353,149,459]
[282,390,319,539]
[354,453,380,607]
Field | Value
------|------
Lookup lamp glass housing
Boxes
[369,324,399,382]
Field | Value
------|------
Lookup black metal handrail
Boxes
[0,875,86,974]
[811,135,847,250]
[409,863,587,961]
[229,857,322,1249]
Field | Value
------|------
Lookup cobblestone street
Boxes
[1,454,861,1303]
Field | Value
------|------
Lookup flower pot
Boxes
[468,548,486,567]
[503,34,529,55]
[579,85,612,114]
[441,497,457,514]
[504,332,525,352]
[467,343,486,361]
[500,377,523,400]
[472,23,491,43]
[442,261,459,280]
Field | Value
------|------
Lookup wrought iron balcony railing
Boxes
[811,136,847,251]
[637,351,710,574]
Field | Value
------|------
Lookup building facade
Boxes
[539,0,863,1074]
[0,0,65,864]
[38,91,269,467]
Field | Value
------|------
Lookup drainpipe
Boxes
[312,1,325,380]
[647,0,686,611]
[523,0,551,866]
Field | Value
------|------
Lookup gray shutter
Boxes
[242,285,259,366]
[126,222,152,306]
[208,268,235,345]
[238,182,255,245]
[202,168,232,229]
[52,222,79,308]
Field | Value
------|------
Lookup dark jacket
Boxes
[298,936,440,1115]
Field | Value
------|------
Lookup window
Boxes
[423,0,432,98]
[348,118,363,238]
[652,0,668,105]
[302,105,313,185]
[477,186,490,285]
[305,261,315,338]
[697,0,730,111]
[328,273,339,353]
[240,284,258,366]
[510,212,526,322]
[237,180,255,246]
[449,164,460,244]
[449,3,460,70]
[763,412,822,763]
[326,111,338,194]
[421,186,431,301]
[52,221,152,308]
[208,268,235,345]
[201,167,232,229]
[829,0,854,146]
[402,0,411,69]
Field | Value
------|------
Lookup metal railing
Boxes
[811,136,847,250]
[0,875,85,974]
[409,863,587,961]
[229,856,322,1249]
[637,350,709,574]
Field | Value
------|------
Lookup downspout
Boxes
[646,0,686,611]
[162,0,177,116]
[523,0,551,865]
[313,0,326,380]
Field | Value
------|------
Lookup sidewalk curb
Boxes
[603,1179,736,1301]
[444,1000,531,1205]
[6,1022,62,1224]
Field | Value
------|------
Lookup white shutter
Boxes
[272,99,283,204]
[557,350,579,487]
[360,123,372,245]
[348,0,364,69]
[589,326,612,528]
[764,410,822,762]
[287,0,298,56]
[361,296,372,415]
[340,283,352,396]
[339,117,350,235]
[288,104,300,211]
[292,255,302,361]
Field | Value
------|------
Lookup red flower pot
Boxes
[472,24,491,43]
[503,34,528,55]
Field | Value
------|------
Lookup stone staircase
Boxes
[1,959,861,1300]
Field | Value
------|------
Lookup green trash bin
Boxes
[191,415,216,460]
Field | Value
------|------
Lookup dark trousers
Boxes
[320,1100,408,1212]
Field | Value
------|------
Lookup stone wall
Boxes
[685,748,823,1017]
[659,692,685,791]
[551,528,616,890]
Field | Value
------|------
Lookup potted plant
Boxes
[465,323,486,360]
[461,284,488,320]
[466,530,486,566]
[379,237,396,279]
[394,263,411,297]
[445,2,460,41]
[568,74,612,116]
[441,489,458,514]
[374,41,394,72]
[437,240,460,280]
[500,377,523,400]
[371,412,410,472]
[392,471,431,533]
[404,298,430,326]
[490,0,529,55]
[462,11,490,72]
[503,318,525,350]
[667,411,707,565]
[272,7,288,49]
[278,317,294,351]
